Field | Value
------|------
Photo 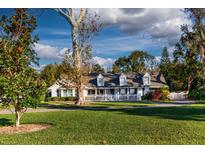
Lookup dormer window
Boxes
[97,74,104,86]
[119,73,127,86]
[143,73,151,85]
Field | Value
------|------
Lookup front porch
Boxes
[85,87,143,101]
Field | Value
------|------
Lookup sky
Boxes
[0,8,191,70]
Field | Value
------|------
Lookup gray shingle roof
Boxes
[85,72,167,88]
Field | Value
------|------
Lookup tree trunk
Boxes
[15,110,20,127]
[75,85,85,105]
[14,100,21,127]
[72,23,85,105]
[200,45,205,72]
[187,77,193,93]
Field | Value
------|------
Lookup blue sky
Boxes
[0,8,191,69]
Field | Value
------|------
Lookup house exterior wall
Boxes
[47,72,167,101]
[48,83,60,97]
[48,85,162,101]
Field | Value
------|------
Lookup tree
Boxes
[184,9,205,68]
[129,50,154,72]
[0,9,46,126]
[41,63,59,87]
[112,56,130,73]
[91,64,105,73]
[55,9,101,105]
[169,22,204,93]
[159,47,172,90]
[112,50,154,73]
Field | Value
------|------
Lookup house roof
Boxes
[85,72,167,88]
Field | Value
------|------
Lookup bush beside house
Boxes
[142,87,170,101]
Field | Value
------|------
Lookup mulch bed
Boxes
[0,124,52,134]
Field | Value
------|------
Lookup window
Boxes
[121,78,126,85]
[119,74,127,86]
[143,73,151,85]
[57,89,61,97]
[107,89,115,95]
[143,77,150,85]
[130,88,137,94]
[97,89,104,95]
[47,92,51,97]
[88,89,95,95]
[120,88,126,95]
[67,89,73,96]
[63,90,67,97]
[98,78,104,86]
[97,74,104,86]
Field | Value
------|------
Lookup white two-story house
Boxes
[47,72,168,101]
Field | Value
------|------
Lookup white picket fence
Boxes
[169,91,188,100]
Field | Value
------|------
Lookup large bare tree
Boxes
[55,9,101,105]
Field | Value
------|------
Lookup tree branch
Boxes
[77,9,86,25]
[55,8,76,26]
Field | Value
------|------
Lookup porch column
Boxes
[61,89,64,97]
[117,88,119,101]
[72,89,75,97]
[127,88,129,101]
[95,88,97,100]
[104,88,106,101]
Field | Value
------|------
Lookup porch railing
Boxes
[85,94,141,101]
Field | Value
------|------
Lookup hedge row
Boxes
[45,96,77,102]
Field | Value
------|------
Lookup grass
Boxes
[1,103,205,144]
[40,101,156,109]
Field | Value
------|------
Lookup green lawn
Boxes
[40,101,156,109]
[1,104,205,144]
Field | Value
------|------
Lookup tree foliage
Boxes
[0,9,46,126]
[41,63,59,87]
[159,47,172,90]
[91,63,104,73]
[112,50,154,73]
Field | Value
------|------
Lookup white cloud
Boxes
[33,43,71,61]
[93,8,191,45]
[33,43,59,60]
[93,56,115,69]
[155,56,161,63]
[31,64,46,72]
[59,48,70,57]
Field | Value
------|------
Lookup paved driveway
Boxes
[0,102,193,115]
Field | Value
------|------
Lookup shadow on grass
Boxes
[0,118,12,126]
[39,103,205,122]
[118,106,205,121]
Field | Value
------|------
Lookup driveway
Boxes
[0,102,193,115]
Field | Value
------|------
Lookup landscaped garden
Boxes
[1,102,205,144]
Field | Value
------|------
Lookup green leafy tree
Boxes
[159,47,172,90]
[112,56,130,73]
[41,63,59,87]
[92,64,104,73]
[112,50,154,73]
[184,9,205,67]
[0,9,46,127]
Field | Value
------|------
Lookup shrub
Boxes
[142,87,170,101]
[45,97,52,102]
[152,91,162,100]
[189,88,205,100]
[64,96,77,101]
[142,92,152,100]
[160,87,170,100]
